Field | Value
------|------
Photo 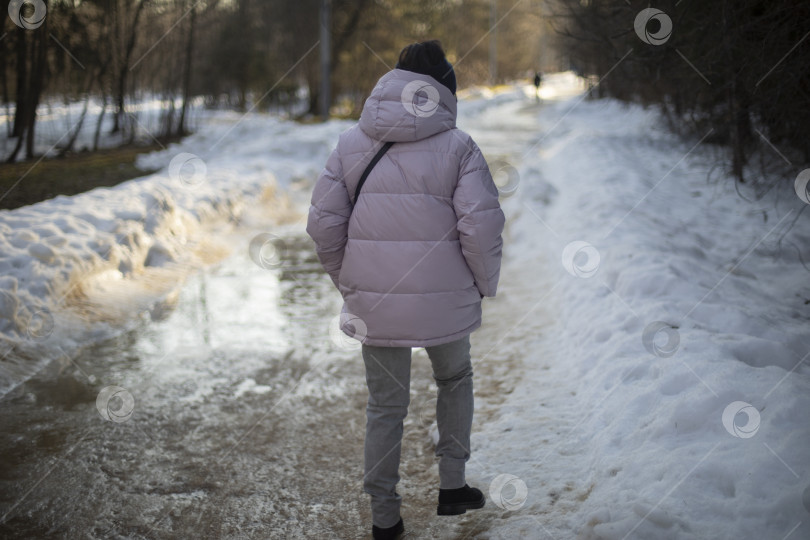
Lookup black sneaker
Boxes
[372,517,404,540]
[437,484,486,516]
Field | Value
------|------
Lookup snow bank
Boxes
[0,111,349,396]
[474,75,810,539]
[0,97,195,159]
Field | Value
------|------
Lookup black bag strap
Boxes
[354,141,394,204]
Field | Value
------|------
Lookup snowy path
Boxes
[1,75,809,539]
[0,213,467,538]
[0,85,551,539]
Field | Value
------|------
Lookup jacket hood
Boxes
[359,69,457,143]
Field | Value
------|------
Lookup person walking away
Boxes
[533,71,543,101]
[307,40,505,540]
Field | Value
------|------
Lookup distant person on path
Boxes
[533,71,543,101]
[307,40,505,540]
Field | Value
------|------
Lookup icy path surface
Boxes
[1,74,809,539]
[0,112,350,396]
[0,83,547,538]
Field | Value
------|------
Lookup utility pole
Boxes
[319,0,331,121]
[489,0,498,85]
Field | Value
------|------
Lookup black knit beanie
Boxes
[395,40,457,95]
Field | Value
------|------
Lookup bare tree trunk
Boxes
[61,94,91,155]
[306,69,319,117]
[6,133,25,163]
[24,11,49,160]
[1,27,9,134]
[11,26,28,139]
[306,0,368,116]
[177,1,197,136]
[112,69,126,133]
[161,96,175,139]
[111,0,149,134]
[721,0,749,183]
[93,94,107,151]
[235,0,250,112]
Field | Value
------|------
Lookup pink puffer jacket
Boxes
[307,69,504,347]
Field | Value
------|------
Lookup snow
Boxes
[1,72,809,538]
[461,74,810,539]
[0,111,350,396]
[1,97,195,159]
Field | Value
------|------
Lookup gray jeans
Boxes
[361,334,474,528]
